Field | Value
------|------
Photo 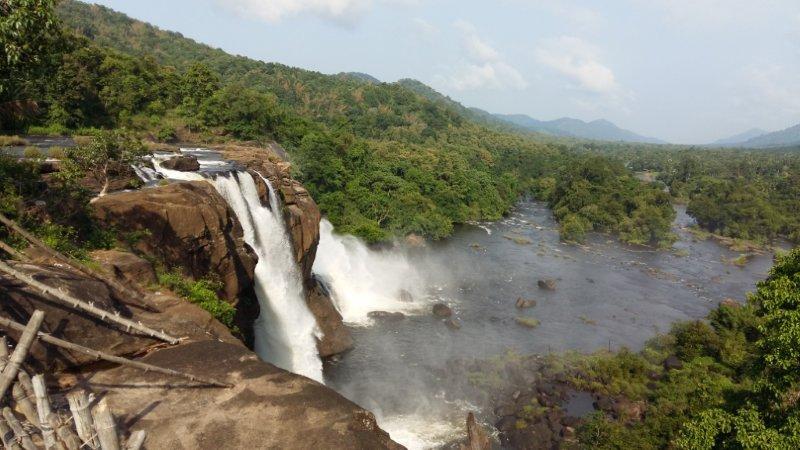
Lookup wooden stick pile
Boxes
[0,327,145,450]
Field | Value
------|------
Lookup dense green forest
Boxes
[566,248,800,448]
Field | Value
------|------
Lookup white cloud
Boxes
[729,65,800,123]
[535,36,622,96]
[437,20,527,91]
[220,0,409,26]
[640,0,800,27]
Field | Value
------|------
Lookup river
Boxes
[324,201,779,448]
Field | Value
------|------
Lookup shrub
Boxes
[47,146,66,159]
[157,269,238,331]
[23,146,43,159]
[0,135,29,147]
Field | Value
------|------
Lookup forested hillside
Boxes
[0,0,678,247]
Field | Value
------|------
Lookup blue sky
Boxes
[89,0,800,144]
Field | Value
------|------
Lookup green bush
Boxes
[23,146,43,159]
[157,269,238,331]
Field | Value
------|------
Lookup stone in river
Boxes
[432,303,453,317]
[538,279,557,290]
[515,297,537,309]
[160,155,200,171]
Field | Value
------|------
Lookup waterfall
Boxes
[213,173,323,382]
[146,153,323,382]
[314,219,426,325]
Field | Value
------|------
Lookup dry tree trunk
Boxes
[10,383,38,426]
[91,398,119,450]
[0,241,28,262]
[0,311,44,399]
[66,390,99,449]
[0,315,231,388]
[124,430,146,450]
[0,412,21,450]
[2,407,36,450]
[0,261,178,344]
[32,375,63,450]
[48,413,81,450]
[0,212,158,313]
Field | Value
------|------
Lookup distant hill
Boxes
[493,114,666,144]
[338,72,381,84]
[737,123,800,148]
[710,128,768,146]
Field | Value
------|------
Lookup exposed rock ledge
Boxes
[0,260,402,449]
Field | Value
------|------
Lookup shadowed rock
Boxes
[160,155,199,171]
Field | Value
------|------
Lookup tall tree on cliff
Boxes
[0,0,64,129]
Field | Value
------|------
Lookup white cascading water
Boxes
[148,153,323,382]
[314,219,427,325]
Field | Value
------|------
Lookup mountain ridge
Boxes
[494,113,666,144]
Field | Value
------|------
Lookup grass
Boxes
[157,269,238,331]
[516,316,541,329]
[0,135,29,147]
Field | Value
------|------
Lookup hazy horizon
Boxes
[87,0,800,144]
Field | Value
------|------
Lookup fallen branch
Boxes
[0,311,45,399]
[2,407,36,450]
[0,315,231,388]
[0,212,157,312]
[0,241,28,263]
[31,375,60,450]
[91,398,119,450]
[0,261,178,344]
[67,390,99,449]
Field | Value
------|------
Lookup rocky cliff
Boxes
[0,257,401,449]
[92,144,352,357]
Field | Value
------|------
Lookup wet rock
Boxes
[515,297,537,309]
[306,276,353,357]
[160,155,200,171]
[495,416,518,433]
[93,181,258,303]
[494,404,517,417]
[445,318,462,330]
[537,279,557,290]
[368,311,406,321]
[91,249,157,286]
[663,354,684,371]
[459,412,490,450]
[399,289,414,303]
[432,303,453,317]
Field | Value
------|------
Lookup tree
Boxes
[180,62,219,111]
[0,0,64,129]
[59,130,146,201]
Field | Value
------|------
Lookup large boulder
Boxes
[84,341,404,450]
[160,155,200,172]
[93,181,258,303]
[306,276,353,357]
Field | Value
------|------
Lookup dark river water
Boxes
[325,201,779,448]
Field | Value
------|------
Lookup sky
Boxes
[88,0,800,144]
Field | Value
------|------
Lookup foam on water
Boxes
[314,219,428,325]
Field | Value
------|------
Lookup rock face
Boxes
[0,262,402,449]
[93,181,258,303]
[160,155,200,171]
[91,249,157,286]
[460,412,491,450]
[306,276,353,358]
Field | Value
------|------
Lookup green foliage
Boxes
[566,248,800,449]
[157,269,237,331]
[59,129,146,197]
